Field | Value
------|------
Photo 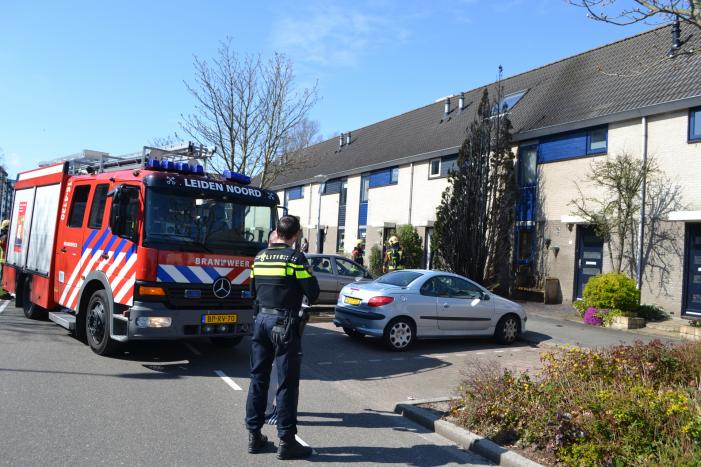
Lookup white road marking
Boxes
[343,360,358,364]
[317,361,332,365]
[0,300,10,314]
[511,348,522,352]
[185,343,202,356]
[214,370,242,391]
[434,355,446,358]
[494,350,505,353]
[475,352,485,355]
[455,353,467,357]
[294,435,316,454]
[368,359,382,362]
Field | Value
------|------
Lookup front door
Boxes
[423,276,494,332]
[575,226,604,299]
[56,182,94,308]
[684,224,701,317]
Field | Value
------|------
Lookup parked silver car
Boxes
[306,254,372,304]
[333,270,527,351]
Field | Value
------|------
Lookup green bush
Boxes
[583,272,639,312]
[451,340,701,466]
[572,299,588,317]
[368,245,383,278]
[396,224,424,269]
[637,304,669,322]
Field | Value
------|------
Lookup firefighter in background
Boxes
[351,239,365,266]
[0,219,9,265]
[383,235,404,272]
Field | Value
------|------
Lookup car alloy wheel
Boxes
[388,321,412,350]
[503,318,518,342]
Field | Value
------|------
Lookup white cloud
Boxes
[270,1,411,68]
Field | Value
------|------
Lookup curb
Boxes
[395,398,544,467]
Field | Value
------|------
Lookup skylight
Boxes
[495,90,528,114]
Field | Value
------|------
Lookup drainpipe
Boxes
[408,162,415,225]
[636,116,648,291]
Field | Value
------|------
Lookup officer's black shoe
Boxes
[248,431,270,454]
[277,434,313,460]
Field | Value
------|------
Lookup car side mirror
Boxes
[481,292,490,301]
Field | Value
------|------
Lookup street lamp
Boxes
[313,174,326,253]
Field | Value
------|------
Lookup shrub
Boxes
[451,340,701,466]
[396,224,424,269]
[583,307,602,326]
[637,304,669,322]
[572,299,588,317]
[598,308,628,327]
[368,245,383,278]
[583,272,639,312]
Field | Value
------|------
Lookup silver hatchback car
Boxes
[333,270,527,351]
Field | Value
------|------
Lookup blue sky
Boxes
[0,0,650,177]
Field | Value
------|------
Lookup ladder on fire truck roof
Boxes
[38,142,214,175]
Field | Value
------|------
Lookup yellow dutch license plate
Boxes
[202,314,238,324]
[344,296,361,306]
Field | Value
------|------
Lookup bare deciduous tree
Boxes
[569,0,701,29]
[570,153,684,293]
[180,38,319,187]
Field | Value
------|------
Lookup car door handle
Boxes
[60,247,67,253]
[442,303,450,308]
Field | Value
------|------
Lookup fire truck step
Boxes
[48,312,76,331]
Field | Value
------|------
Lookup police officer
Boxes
[383,235,404,272]
[245,215,320,460]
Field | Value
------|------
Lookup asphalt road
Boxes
[1,301,556,466]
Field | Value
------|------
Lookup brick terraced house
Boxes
[271,23,701,317]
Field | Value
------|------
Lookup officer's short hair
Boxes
[276,215,301,240]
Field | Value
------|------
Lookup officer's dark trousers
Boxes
[245,313,302,439]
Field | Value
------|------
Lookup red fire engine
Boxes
[2,144,279,355]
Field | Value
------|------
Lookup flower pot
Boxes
[680,324,701,341]
[606,315,646,330]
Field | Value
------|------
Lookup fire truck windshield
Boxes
[144,188,275,256]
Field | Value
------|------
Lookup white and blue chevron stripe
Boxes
[156,265,250,285]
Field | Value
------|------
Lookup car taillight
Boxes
[368,296,394,307]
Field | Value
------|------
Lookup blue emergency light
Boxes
[145,159,205,176]
[223,169,251,185]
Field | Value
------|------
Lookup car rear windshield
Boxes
[376,271,423,287]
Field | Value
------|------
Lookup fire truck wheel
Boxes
[209,336,243,348]
[22,277,47,320]
[86,290,120,356]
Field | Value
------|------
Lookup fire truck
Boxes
[2,144,280,355]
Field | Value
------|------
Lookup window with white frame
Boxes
[428,155,458,178]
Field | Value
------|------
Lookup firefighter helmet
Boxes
[388,235,399,246]
[0,220,9,230]
[356,239,364,247]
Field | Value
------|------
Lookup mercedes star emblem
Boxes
[212,277,232,299]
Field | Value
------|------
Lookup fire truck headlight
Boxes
[136,317,172,328]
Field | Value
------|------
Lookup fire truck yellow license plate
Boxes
[344,296,361,305]
[202,314,238,324]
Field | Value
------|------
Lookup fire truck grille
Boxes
[161,283,252,309]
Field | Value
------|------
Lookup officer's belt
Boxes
[259,307,294,317]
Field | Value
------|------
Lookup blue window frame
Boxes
[690,108,701,142]
[367,167,399,188]
[285,186,303,201]
[538,126,608,163]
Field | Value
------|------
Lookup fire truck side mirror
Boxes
[108,184,138,241]
[108,185,125,236]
